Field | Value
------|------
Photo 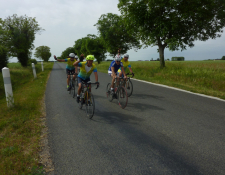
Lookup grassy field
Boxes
[96,60,225,100]
[0,62,53,175]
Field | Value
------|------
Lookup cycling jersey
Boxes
[108,60,123,73]
[78,61,97,80]
[118,58,131,73]
[65,58,76,70]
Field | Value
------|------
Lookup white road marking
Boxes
[131,78,225,102]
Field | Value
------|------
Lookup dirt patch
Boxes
[39,92,54,173]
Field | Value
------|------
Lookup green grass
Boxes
[0,62,53,175]
[96,60,225,99]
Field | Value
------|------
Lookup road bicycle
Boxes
[68,73,78,98]
[79,81,99,119]
[106,77,128,109]
[120,73,134,97]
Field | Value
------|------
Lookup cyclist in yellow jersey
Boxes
[54,53,78,91]
[73,55,99,103]
[118,54,134,77]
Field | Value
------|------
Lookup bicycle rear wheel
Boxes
[69,80,72,94]
[85,92,95,119]
[125,79,133,97]
[116,86,128,109]
[71,80,76,98]
[106,83,113,102]
[75,77,78,87]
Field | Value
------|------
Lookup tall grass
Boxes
[0,62,53,175]
[96,60,225,99]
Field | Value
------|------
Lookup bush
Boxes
[221,56,225,60]
[0,46,8,71]
[28,59,37,65]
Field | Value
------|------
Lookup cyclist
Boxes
[108,55,127,95]
[73,55,99,103]
[118,54,134,77]
[54,53,78,91]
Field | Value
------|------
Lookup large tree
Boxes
[2,14,43,67]
[74,37,88,56]
[118,0,225,68]
[95,13,141,57]
[34,46,51,62]
[0,19,8,70]
[60,47,75,59]
[81,34,107,63]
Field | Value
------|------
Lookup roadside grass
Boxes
[0,62,53,175]
[96,60,225,100]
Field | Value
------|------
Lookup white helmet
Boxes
[124,54,129,58]
[115,55,122,61]
[69,53,75,58]
[75,55,78,59]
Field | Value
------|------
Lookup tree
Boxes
[74,37,89,56]
[0,45,8,71]
[34,46,51,62]
[95,13,141,57]
[118,0,225,68]
[221,56,225,60]
[2,14,43,67]
[81,34,107,63]
[60,47,75,59]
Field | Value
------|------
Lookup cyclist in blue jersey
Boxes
[54,53,78,91]
[108,55,127,95]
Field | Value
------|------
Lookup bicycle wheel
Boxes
[125,79,133,97]
[69,80,72,94]
[116,86,128,109]
[106,83,113,102]
[85,92,95,119]
[75,77,78,87]
[79,98,83,109]
[72,80,76,98]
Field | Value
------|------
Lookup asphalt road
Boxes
[45,62,225,175]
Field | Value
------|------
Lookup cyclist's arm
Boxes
[94,72,98,82]
[121,67,127,78]
[73,60,80,66]
[129,67,133,74]
[56,59,66,62]
[111,67,116,77]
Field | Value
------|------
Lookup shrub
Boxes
[0,46,8,71]
[28,59,37,65]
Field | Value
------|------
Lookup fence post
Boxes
[41,61,44,71]
[32,63,37,78]
[2,67,14,107]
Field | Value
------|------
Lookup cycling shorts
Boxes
[78,77,91,85]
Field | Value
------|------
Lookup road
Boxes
[45,62,225,175]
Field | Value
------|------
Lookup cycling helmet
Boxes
[115,55,122,61]
[75,55,78,59]
[124,54,129,58]
[69,53,75,58]
[86,55,95,60]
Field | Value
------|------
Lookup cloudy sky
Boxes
[1,0,225,62]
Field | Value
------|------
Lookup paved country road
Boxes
[45,62,225,175]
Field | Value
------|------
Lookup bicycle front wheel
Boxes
[106,83,113,102]
[125,79,133,97]
[116,86,128,109]
[85,92,95,119]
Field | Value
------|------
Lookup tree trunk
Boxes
[158,45,165,68]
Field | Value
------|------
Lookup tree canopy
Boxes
[60,47,76,59]
[118,0,225,67]
[95,13,141,57]
[34,46,51,62]
[2,14,44,67]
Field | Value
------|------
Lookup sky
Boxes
[1,0,225,62]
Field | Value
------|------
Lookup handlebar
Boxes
[81,81,99,89]
[126,73,134,78]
